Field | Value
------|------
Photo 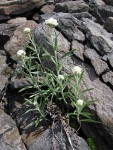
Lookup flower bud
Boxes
[45,18,58,27]
[17,50,26,60]
[24,28,31,33]
[76,99,84,106]
[58,75,65,80]
[72,66,82,75]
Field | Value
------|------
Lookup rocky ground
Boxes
[0,0,113,150]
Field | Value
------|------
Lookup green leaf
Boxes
[80,119,101,123]
[60,49,75,60]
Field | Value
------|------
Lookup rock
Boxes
[0,14,10,21]
[0,0,45,20]
[108,53,113,69]
[61,54,113,149]
[0,109,27,150]
[97,5,113,23]
[40,4,55,14]
[0,51,10,98]
[40,12,94,23]
[89,3,113,24]
[72,40,84,61]
[94,0,105,6]
[55,0,89,13]
[22,122,90,150]
[34,22,70,70]
[0,23,16,37]
[103,0,113,5]
[0,23,16,49]
[4,17,37,61]
[58,18,85,42]
[102,71,113,89]
[104,17,113,33]
[35,32,113,149]
[84,48,109,75]
[10,77,31,90]
[81,18,113,55]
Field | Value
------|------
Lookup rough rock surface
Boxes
[108,53,113,69]
[82,18,113,55]
[0,0,44,20]
[22,122,90,150]
[84,48,109,75]
[103,0,113,5]
[1,0,113,150]
[72,40,84,61]
[102,71,113,89]
[0,51,10,99]
[55,0,89,13]
[4,17,37,61]
[34,22,70,70]
[34,14,113,149]
[0,109,26,150]
[104,17,113,33]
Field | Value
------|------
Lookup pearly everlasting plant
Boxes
[17,49,26,60]
[72,66,82,75]
[76,99,84,106]
[18,18,97,131]
[45,18,58,27]
[24,27,31,33]
[58,75,65,80]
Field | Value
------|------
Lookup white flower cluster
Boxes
[45,18,58,27]
[24,28,31,33]
[58,75,64,80]
[17,49,26,60]
[76,99,84,106]
[72,66,82,75]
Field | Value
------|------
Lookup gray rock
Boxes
[62,55,113,149]
[34,22,70,70]
[36,33,113,149]
[0,0,44,20]
[0,14,10,21]
[23,122,90,150]
[102,71,113,89]
[104,17,113,33]
[4,17,37,61]
[108,53,113,69]
[82,18,113,55]
[0,23,16,37]
[40,12,94,23]
[72,40,84,61]
[10,77,31,90]
[58,18,85,42]
[103,0,113,5]
[0,109,27,150]
[84,48,109,75]
[0,51,10,98]
[89,3,113,24]
[41,12,94,43]
[55,0,89,13]
[40,4,55,14]
[94,0,105,6]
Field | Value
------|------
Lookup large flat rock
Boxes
[0,109,27,150]
[82,18,113,55]
[0,0,44,20]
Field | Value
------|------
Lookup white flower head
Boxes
[45,18,58,27]
[76,99,84,106]
[17,50,26,60]
[58,75,65,80]
[24,28,31,33]
[72,66,82,75]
